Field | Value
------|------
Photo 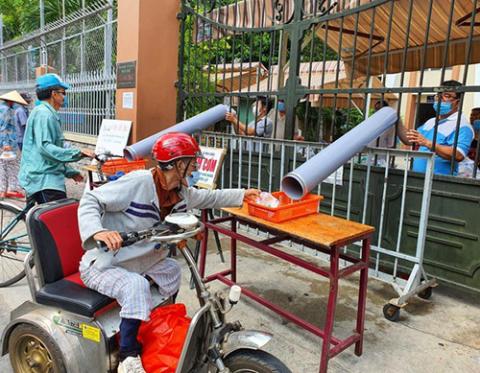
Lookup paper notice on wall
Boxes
[122,92,134,109]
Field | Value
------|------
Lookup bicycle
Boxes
[0,199,35,287]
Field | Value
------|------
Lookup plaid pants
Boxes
[80,258,181,321]
[0,157,20,192]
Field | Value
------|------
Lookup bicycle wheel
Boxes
[0,202,31,287]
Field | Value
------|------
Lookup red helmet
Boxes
[152,132,202,163]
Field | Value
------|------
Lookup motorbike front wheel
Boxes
[223,349,292,373]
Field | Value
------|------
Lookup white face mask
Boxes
[251,102,263,117]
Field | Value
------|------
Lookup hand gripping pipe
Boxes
[281,107,398,200]
[124,104,229,160]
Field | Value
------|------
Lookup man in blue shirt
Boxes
[397,80,474,175]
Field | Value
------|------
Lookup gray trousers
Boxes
[80,258,181,321]
[0,157,20,192]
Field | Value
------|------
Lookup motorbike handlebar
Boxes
[97,222,204,252]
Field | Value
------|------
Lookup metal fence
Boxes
[179,0,480,179]
[198,132,436,310]
[177,0,480,306]
[0,0,117,137]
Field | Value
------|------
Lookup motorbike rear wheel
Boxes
[224,349,292,373]
[8,323,67,373]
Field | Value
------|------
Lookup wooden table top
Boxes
[222,204,375,249]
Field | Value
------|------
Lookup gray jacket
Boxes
[78,169,244,273]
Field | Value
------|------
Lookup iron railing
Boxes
[0,0,117,137]
[179,0,480,179]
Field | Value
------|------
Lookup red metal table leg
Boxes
[319,245,340,373]
[355,237,370,356]
[231,217,237,282]
[199,209,209,278]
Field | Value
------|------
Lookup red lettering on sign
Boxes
[208,159,217,172]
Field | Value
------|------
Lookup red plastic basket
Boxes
[247,191,323,223]
[101,159,147,175]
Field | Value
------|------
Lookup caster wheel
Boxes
[418,287,433,300]
[383,303,400,322]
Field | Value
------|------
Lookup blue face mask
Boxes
[473,119,480,132]
[432,101,452,116]
[187,171,200,187]
[61,95,69,108]
[277,101,286,112]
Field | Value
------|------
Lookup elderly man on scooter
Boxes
[78,132,260,373]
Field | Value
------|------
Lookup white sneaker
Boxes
[117,356,146,373]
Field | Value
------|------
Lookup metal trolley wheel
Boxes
[8,323,67,373]
[383,304,401,322]
[418,287,433,300]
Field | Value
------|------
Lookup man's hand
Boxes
[93,230,123,251]
[406,130,432,149]
[81,148,95,158]
[72,173,84,183]
[3,145,11,151]
[244,188,261,201]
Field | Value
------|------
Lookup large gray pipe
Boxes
[282,107,398,200]
[124,104,229,160]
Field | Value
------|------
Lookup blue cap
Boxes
[36,73,70,91]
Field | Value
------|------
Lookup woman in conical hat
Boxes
[0,90,28,199]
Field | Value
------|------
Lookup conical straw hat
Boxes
[0,90,28,105]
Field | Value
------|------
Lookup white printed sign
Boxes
[95,119,132,156]
[195,146,227,190]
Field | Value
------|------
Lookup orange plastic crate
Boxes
[101,158,147,175]
[247,191,323,223]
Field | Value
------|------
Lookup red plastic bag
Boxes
[138,304,191,373]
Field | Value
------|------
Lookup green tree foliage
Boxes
[0,0,99,42]
[296,102,364,142]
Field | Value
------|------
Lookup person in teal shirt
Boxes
[19,74,95,203]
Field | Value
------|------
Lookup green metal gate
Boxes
[177,1,480,295]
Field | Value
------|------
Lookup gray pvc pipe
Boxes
[281,107,398,200]
[124,104,229,160]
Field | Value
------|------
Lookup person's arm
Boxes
[182,187,260,210]
[33,114,84,162]
[78,174,140,250]
[65,165,81,178]
[225,112,248,135]
[252,118,268,137]
[396,118,411,145]
[406,127,473,162]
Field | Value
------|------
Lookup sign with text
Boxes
[195,146,227,190]
[116,61,137,88]
[95,119,132,156]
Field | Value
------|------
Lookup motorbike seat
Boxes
[27,199,114,317]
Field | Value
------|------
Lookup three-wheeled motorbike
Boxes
[1,199,292,373]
